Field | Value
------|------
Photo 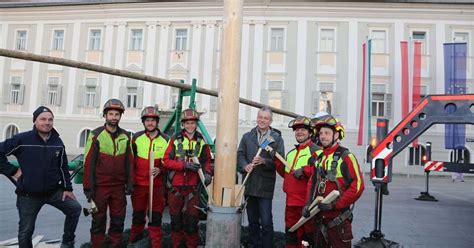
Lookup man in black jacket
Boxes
[0,106,81,248]
[237,106,285,248]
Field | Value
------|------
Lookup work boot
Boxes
[60,241,74,248]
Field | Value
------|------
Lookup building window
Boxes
[85,86,97,107]
[16,30,27,50]
[412,31,427,55]
[10,77,22,104]
[130,29,143,50]
[47,77,61,106]
[126,87,138,108]
[319,92,333,114]
[371,30,387,54]
[10,84,21,104]
[52,30,64,50]
[5,125,19,139]
[454,32,469,54]
[175,29,188,51]
[89,29,101,50]
[270,28,284,52]
[170,88,179,109]
[372,93,385,117]
[320,29,335,52]
[48,85,59,106]
[79,129,91,148]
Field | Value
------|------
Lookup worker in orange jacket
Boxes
[275,116,321,247]
[163,109,212,248]
[304,115,364,247]
[129,106,169,247]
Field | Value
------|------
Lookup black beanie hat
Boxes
[33,106,54,122]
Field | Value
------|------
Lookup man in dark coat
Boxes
[237,106,285,248]
[0,106,81,248]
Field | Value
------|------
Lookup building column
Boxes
[65,21,81,115]
[144,21,158,107]
[0,23,8,106]
[100,21,115,104]
[435,23,446,94]
[393,21,404,124]
[250,20,266,120]
[112,22,127,98]
[346,20,358,129]
[239,22,250,120]
[29,23,44,111]
[156,21,170,108]
[202,21,216,117]
[295,20,308,115]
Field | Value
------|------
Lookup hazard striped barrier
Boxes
[424,161,444,171]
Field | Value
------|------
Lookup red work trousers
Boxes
[285,205,315,248]
[167,187,200,248]
[314,219,353,248]
[129,185,165,248]
[90,185,126,248]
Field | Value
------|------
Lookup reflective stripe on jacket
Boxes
[163,130,212,187]
[307,144,364,219]
[132,129,169,186]
[275,141,321,206]
[83,125,134,189]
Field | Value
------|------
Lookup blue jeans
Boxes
[246,196,274,248]
[16,189,81,248]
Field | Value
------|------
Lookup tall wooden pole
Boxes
[0,48,298,118]
[213,0,243,206]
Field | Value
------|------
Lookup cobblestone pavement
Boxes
[0,173,473,247]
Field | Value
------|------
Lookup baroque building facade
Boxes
[0,1,472,172]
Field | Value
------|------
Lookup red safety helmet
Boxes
[181,108,199,122]
[141,106,160,122]
[103,99,125,116]
[288,116,313,131]
[313,115,345,140]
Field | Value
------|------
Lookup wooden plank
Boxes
[221,187,233,207]
[0,237,18,246]
[289,190,340,232]
[233,184,244,206]
[32,235,44,247]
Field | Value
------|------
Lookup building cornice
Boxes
[0,2,472,23]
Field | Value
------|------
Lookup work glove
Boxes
[267,148,276,158]
[293,168,305,180]
[204,173,212,186]
[318,202,335,211]
[125,184,134,195]
[83,188,94,201]
[302,205,311,218]
[185,162,200,172]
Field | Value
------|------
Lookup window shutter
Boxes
[385,93,392,118]
[18,84,25,104]
[137,86,144,108]
[210,96,217,112]
[56,85,62,106]
[312,90,319,115]
[77,85,85,107]
[331,92,338,116]
[95,86,101,107]
[260,89,268,105]
[41,84,48,105]
[119,86,126,103]
[281,90,289,109]
[3,84,10,104]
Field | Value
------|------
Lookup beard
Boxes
[106,119,119,127]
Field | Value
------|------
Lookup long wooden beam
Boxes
[0,48,299,118]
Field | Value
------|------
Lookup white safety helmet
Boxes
[312,111,329,119]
